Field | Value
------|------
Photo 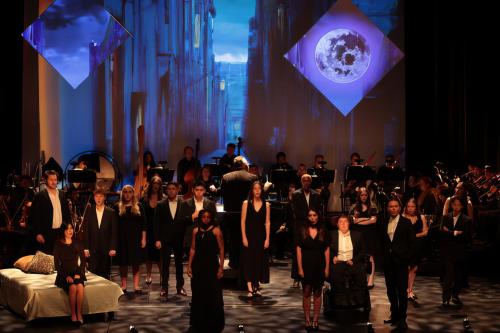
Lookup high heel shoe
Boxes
[305,320,312,331]
[312,321,319,331]
[145,277,152,285]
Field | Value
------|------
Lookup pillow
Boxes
[14,255,34,272]
[26,251,55,274]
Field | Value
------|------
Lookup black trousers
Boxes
[383,257,408,322]
[442,257,465,301]
[88,252,111,279]
[160,242,184,290]
[226,213,241,269]
[332,261,366,291]
[40,228,59,254]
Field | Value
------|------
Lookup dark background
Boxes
[1,0,498,180]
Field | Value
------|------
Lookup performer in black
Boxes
[115,185,147,294]
[187,210,225,333]
[139,175,163,285]
[296,208,330,331]
[220,156,258,269]
[53,223,86,325]
[349,187,378,289]
[220,143,236,170]
[177,146,201,195]
[380,198,416,331]
[241,181,270,297]
[154,182,187,298]
[290,174,321,288]
[31,170,71,254]
[440,196,472,306]
[83,188,117,279]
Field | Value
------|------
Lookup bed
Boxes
[0,268,123,321]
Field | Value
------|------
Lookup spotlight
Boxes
[130,325,139,333]
[237,324,245,332]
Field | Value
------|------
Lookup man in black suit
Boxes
[220,156,258,269]
[440,196,472,306]
[83,189,117,279]
[289,174,322,287]
[179,181,217,256]
[380,198,416,331]
[330,215,367,305]
[154,182,186,298]
[30,170,71,254]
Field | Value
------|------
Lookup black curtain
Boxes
[405,0,499,173]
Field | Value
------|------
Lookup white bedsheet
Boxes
[0,268,123,321]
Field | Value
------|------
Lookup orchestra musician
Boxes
[177,146,201,195]
[220,143,237,171]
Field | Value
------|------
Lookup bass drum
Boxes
[64,151,122,192]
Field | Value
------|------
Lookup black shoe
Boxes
[305,320,312,332]
[177,287,187,296]
[441,300,450,308]
[451,296,463,305]
[396,320,408,331]
[312,321,319,331]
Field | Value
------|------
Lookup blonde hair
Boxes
[118,185,141,216]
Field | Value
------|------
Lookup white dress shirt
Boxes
[338,231,353,261]
[387,215,400,242]
[304,192,310,207]
[48,189,63,229]
[194,198,204,211]
[169,199,178,219]
[96,207,104,229]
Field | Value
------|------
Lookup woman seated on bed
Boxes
[53,223,86,325]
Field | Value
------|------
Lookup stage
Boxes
[1,260,499,333]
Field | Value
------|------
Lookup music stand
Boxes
[345,166,375,182]
[67,169,97,184]
[271,169,296,199]
[147,167,174,183]
[206,163,227,178]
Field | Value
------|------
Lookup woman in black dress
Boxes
[187,210,225,333]
[139,176,163,285]
[402,198,428,301]
[297,208,330,331]
[349,187,378,288]
[116,185,147,294]
[241,181,270,297]
[53,223,86,325]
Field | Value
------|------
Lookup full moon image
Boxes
[315,28,371,83]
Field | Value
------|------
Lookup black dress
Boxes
[410,215,424,265]
[241,202,270,284]
[349,205,378,257]
[116,204,147,266]
[297,229,329,292]
[190,227,224,333]
[53,240,86,292]
[140,198,160,262]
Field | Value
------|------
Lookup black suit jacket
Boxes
[83,206,118,255]
[330,229,365,264]
[380,215,416,265]
[220,170,258,212]
[154,197,184,244]
[291,188,321,222]
[440,213,472,260]
[179,197,217,227]
[31,189,71,236]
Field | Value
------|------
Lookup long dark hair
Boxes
[143,151,156,167]
[301,208,326,242]
[247,181,264,205]
[145,175,164,201]
[354,187,372,213]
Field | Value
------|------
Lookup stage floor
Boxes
[1,259,500,333]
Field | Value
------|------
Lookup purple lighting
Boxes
[284,0,404,116]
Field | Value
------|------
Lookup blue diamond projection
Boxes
[284,0,404,116]
[22,0,130,89]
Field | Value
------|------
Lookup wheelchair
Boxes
[323,256,372,318]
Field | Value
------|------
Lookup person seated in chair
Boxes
[329,215,367,306]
